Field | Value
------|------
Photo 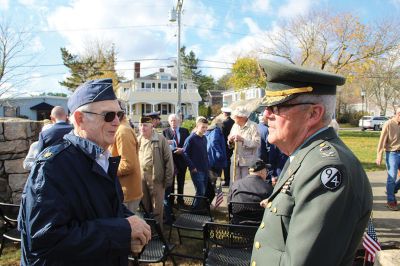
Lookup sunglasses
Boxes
[266,102,315,116]
[82,111,125,122]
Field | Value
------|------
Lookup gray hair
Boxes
[168,113,180,122]
[69,104,93,125]
[232,106,249,118]
[293,94,336,126]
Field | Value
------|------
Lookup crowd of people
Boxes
[17,59,378,265]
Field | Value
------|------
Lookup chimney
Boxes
[159,68,164,73]
[134,62,140,79]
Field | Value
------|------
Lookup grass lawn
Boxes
[339,130,386,172]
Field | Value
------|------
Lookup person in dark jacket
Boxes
[228,159,272,204]
[36,106,73,152]
[18,79,151,266]
[183,117,209,208]
[204,119,227,203]
[221,107,234,186]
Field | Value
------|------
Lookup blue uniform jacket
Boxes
[36,122,73,152]
[18,134,132,266]
[205,126,227,169]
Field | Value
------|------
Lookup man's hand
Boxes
[126,216,151,246]
[191,168,198,174]
[376,157,382,166]
[174,147,184,154]
[260,199,269,208]
[271,177,277,186]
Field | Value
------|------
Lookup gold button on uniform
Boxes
[252,260,256,266]
[260,222,265,229]
[255,241,261,249]
[272,207,277,213]
[267,202,272,208]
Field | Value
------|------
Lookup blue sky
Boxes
[1,0,399,97]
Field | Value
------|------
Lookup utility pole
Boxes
[170,0,184,117]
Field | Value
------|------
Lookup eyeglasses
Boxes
[266,103,315,116]
[82,111,125,122]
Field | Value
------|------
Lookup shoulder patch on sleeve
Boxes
[36,142,70,162]
[320,166,342,190]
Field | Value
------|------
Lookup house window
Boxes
[152,83,155,88]
[174,83,177,89]
[141,82,145,88]
[158,83,161,89]
[142,104,152,114]
[161,104,169,115]
[145,83,152,89]
[162,83,168,89]
[168,83,171,89]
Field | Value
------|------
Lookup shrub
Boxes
[181,119,196,132]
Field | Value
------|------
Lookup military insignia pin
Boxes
[320,167,342,190]
[43,152,53,158]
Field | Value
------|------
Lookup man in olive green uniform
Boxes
[138,116,173,229]
[251,60,372,266]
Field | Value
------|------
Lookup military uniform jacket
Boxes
[18,134,133,266]
[251,127,372,266]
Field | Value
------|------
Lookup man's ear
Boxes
[73,111,84,127]
[308,105,325,126]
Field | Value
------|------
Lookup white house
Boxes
[117,62,202,122]
[221,87,265,107]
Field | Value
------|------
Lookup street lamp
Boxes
[169,0,184,117]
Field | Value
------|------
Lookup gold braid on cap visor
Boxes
[265,86,313,96]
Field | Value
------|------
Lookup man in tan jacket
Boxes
[138,116,174,228]
[110,115,143,212]
[228,107,261,183]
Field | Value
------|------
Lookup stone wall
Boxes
[0,118,42,203]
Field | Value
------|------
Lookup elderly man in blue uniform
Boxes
[36,106,73,152]
[251,60,372,266]
[18,79,151,265]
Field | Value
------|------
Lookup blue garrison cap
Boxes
[68,78,117,113]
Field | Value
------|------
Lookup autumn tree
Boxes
[358,52,400,116]
[259,9,400,116]
[228,57,266,90]
[60,41,123,91]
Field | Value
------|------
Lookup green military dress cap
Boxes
[140,116,152,124]
[258,59,346,106]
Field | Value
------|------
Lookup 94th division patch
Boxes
[320,167,342,190]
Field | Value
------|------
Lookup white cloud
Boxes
[243,0,271,13]
[243,17,262,35]
[0,0,9,10]
[278,0,313,18]
[18,0,36,7]
[30,36,44,52]
[203,34,264,78]
[47,0,176,79]
[182,1,217,39]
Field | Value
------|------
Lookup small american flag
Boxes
[363,218,381,263]
[213,184,224,208]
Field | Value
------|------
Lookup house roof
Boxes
[207,90,223,97]
[30,102,54,110]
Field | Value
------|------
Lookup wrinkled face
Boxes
[234,116,247,126]
[264,102,312,155]
[169,116,179,129]
[79,100,121,150]
[139,122,153,137]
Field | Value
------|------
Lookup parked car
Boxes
[359,116,389,131]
